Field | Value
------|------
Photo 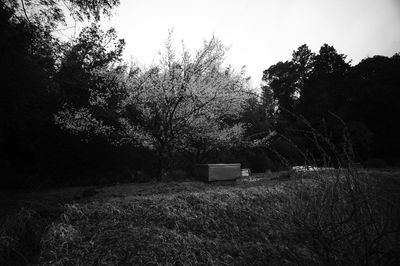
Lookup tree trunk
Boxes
[156,143,170,181]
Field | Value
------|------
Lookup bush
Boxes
[363,158,388,169]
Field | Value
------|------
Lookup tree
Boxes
[262,61,297,114]
[56,23,125,107]
[260,44,354,167]
[121,35,250,176]
[0,0,122,186]
[261,43,400,166]
[55,23,126,141]
[56,34,250,177]
[240,96,272,140]
[0,2,60,184]
[4,0,120,27]
[291,44,315,91]
[343,54,400,160]
[296,44,350,121]
[262,44,315,117]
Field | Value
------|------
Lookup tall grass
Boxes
[266,112,400,264]
[36,168,400,265]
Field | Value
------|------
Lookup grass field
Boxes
[1,169,400,265]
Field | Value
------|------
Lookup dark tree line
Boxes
[260,44,400,166]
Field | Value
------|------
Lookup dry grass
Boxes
[1,170,398,265]
[36,169,400,265]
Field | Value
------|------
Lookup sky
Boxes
[97,0,400,88]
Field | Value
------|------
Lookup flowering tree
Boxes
[56,33,251,177]
[121,35,250,175]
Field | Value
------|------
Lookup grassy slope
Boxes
[40,175,294,265]
[2,170,400,265]
[38,170,400,265]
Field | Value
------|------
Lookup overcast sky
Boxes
[100,0,400,87]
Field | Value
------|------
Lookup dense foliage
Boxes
[1,0,399,187]
[1,0,128,187]
[261,44,400,166]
